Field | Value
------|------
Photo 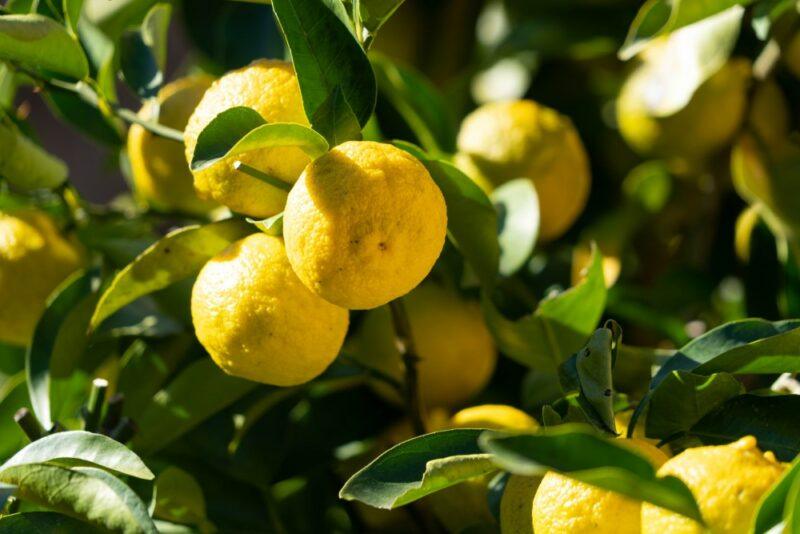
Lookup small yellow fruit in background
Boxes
[500,474,542,534]
[191,233,348,386]
[0,209,84,346]
[783,31,800,79]
[283,141,447,310]
[641,436,785,534]
[353,282,496,408]
[128,75,218,216]
[617,59,750,161]
[449,404,539,431]
[184,60,310,218]
[455,99,591,242]
[532,439,668,534]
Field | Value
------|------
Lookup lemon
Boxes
[455,99,591,241]
[283,141,447,310]
[450,404,539,431]
[0,209,83,346]
[532,439,668,534]
[128,75,217,216]
[353,282,496,408]
[500,474,542,534]
[184,60,310,218]
[641,436,785,534]
[617,60,750,161]
[191,233,348,386]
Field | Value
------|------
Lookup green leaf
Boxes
[482,248,607,370]
[90,219,251,330]
[63,0,84,37]
[492,179,539,277]
[480,426,702,522]
[689,394,800,462]
[0,511,104,532]
[189,106,328,171]
[120,3,171,98]
[752,454,800,534]
[132,358,258,456]
[309,85,363,146]
[370,52,456,154]
[26,269,98,430]
[0,122,68,190]
[271,0,377,136]
[0,464,157,533]
[645,371,743,440]
[340,429,497,509]
[0,374,30,462]
[154,467,212,530]
[0,431,153,480]
[116,339,187,419]
[354,0,404,40]
[248,212,284,237]
[559,324,620,434]
[0,14,88,81]
[394,141,499,289]
[620,0,753,60]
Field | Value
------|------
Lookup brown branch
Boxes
[388,298,426,435]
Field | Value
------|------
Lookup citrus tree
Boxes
[1,0,800,532]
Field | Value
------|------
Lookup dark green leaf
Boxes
[309,85,362,146]
[116,339,187,419]
[394,141,499,289]
[340,429,496,509]
[354,0,404,38]
[0,511,104,533]
[120,3,171,98]
[132,359,258,455]
[26,269,98,430]
[90,219,252,330]
[0,482,14,509]
[0,14,88,80]
[689,394,800,462]
[63,0,84,37]
[492,179,539,277]
[44,87,124,146]
[272,0,377,134]
[189,106,328,171]
[154,466,212,530]
[0,431,153,480]
[482,248,606,370]
[752,454,800,534]
[0,464,157,533]
[480,426,702,522]
[645,371,743,440]
[0,374,30,462]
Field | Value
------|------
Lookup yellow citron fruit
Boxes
[641,436,786,534]
[128,75,218,216]
[353,282,496,408]
[449,404,539,431]
[283,141,447,310]
[532,438,669,534]
[0,209,83,346]
[500,474,542,534]
[184,59,310,218]
[191,233,348,386]
[617,59,750,161]
[455,99,591,242]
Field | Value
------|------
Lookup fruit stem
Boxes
[233,161,294,192]
[388,298,426,436]
[13,408,43,442]
[83,378,109,433]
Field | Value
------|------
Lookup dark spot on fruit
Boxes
[378,242,387,250]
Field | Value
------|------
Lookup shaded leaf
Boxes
[63,0,85,37]
[154,467,212,530]
[340,429,496,509]
[247,213,284,237]
[0,431,153,480]
[0,511,104,532]
[752,454,800,534]
[354,0,404,38]
[0,482,14,509]
[0,14,88,81]
[492,179,539,277]
[310,85,362,146]
[120,3,171,97]
[189,106,328,171]
[90,219,251,330]
[480,426,702,521]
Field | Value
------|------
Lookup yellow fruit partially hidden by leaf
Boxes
[532,439,668,534]
[353,282,496,408]
[617,59,750,161]
[641,436,785,534]
[283,141,447,310]
[191,233,348,386]
[0,209,84,346]
[184,60,311,218]
[128,75,218,216]
[450,404,539,431]
[455,99,591,241]
[500,474,542,534]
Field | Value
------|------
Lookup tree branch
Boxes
[388,298,426,435]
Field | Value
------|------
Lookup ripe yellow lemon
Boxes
[0,209,83,346]
[184,60,310,218]
[455,99,591,241]
[283,141,447,310]
[352,282,496,408]
[449,404,539,431]
[128,75,218,216]
[641,436,785,534]
[532,439,668,534]
[617,60,750,161]
[500,474,542,534]
[191,233,348,386]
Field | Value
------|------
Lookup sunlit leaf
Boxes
[0,14,88,81]
[492,179,539,277]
